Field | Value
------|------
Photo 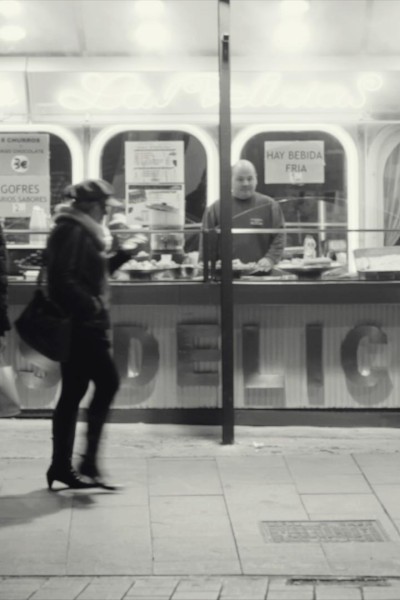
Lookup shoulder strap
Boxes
[36,265,45,287]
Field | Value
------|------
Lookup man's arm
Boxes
[260,201,285,268]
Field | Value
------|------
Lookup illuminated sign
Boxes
[117,321,392,407]
[52,71,383,114]
[16,320,393,409]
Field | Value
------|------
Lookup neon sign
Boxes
[57,72,383,113]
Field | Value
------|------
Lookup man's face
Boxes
[231,165,257,200]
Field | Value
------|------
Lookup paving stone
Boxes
[266,590,314,600]
[171,577,222,600]
[67,506,152,575]
[149,459,222,496]
[30,577,91,600]
[267,578,314,599]
[322,542,400,576]
[125,577,178,598]
[171,593,221,600]
[153,559,241,575]
[126,597,176,600]
[220,576,269,599]
[126,597,173,600]
[268,579,292,589]
[364,585,400,599]
[76,576,134,599]
[315,585,362,599]
[0,577,47,600]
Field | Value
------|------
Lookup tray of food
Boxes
[118,257,181,280]
[17,264,42,272]
[277,258,341,277]
[15,250,45,271]
[214,259,260,278]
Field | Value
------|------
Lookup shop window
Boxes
[240,130,348,258]
[100,130,207,252]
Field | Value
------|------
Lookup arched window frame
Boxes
[232,123,359,271]
[88,123,219,203]
[367,125,400,248]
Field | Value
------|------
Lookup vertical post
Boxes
[218,0,234,444]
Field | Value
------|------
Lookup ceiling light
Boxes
[0,1,22,18]
[280,0,310,17]
[133,21,171,51]
[273,20,310,52]
[134,0,165,18]
[0,24,25,41]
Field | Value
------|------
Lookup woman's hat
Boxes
[64,179,122,207]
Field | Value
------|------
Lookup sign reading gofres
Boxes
[0,133,50,217]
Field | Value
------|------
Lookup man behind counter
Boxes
[202,159,285,271]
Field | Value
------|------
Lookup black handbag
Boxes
[15,270,71,363]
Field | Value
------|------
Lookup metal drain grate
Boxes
[260,520,388,543]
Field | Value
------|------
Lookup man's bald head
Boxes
[231,160,258,200]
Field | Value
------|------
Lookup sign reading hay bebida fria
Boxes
[0,133,50,218]
[264,140,325,185]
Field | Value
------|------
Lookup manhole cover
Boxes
[260,520,388,543]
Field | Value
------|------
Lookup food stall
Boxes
[2,0,400,426]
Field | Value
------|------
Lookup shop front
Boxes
[2,1,400,427]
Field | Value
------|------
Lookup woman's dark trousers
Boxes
[51,327,119,470]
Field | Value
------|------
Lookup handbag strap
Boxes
[36,264,45,288]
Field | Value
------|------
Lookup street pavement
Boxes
[1,419,400,599]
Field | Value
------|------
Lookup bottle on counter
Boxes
[303,235,317,260]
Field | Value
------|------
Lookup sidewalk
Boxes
[1,420,400,599]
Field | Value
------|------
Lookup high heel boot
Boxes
[79,460,121,491]
[46,463,96,490]
[79,413,121,491]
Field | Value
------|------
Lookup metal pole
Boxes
[218,0,234,444]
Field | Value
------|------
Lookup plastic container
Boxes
[353,246,400,280]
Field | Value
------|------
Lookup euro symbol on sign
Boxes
[11,155,29,173]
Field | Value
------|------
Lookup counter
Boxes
[8,280,400,425]
[9,279,400,305]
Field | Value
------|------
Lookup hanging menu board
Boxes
[125,141,185,253]
[0,133,50,217]
[125,140,185,221]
